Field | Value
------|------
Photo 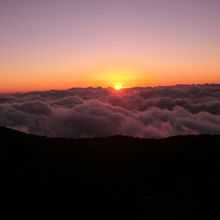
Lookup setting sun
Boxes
[114,84,122,91]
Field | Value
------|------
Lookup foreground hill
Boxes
[0,126,220,219]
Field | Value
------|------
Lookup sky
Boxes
[0,0,220,92]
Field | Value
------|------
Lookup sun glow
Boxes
[114,84,122,90]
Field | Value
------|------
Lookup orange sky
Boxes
[0,0,220,93]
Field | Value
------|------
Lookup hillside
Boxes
[0,126,220,219]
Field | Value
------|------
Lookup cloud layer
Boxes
[0,84,220,138]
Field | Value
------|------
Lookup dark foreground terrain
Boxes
[0,126,220,219]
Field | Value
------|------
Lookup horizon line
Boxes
[1,83,220,95]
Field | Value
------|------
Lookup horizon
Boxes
[1,83,220,94]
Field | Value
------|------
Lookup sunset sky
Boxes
[0,0,220,92]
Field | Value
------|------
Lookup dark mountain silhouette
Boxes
[0,126,220,219]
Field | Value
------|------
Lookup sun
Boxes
[114,84,122,91]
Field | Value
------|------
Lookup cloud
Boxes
[13,101,53,115]
[0,84,220,138]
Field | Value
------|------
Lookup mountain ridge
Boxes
[0,126,220,219]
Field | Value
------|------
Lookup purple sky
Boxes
[0,0,220,92]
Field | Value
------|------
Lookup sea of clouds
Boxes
[0,84,220,138]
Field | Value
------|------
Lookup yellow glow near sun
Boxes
[114,84,122,90]
[94,68,136,88]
